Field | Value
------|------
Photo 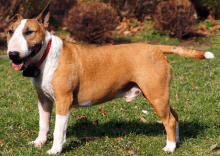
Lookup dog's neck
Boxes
[22,31,54,78]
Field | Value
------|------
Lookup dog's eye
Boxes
[25,30,34,35]
[8,29,14,35]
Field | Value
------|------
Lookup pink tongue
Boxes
[12,62,24,71]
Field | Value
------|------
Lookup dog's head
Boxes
[6,3,50,71]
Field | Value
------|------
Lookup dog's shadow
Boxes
[61,119,208,153]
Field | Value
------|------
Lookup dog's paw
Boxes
[28,138,47,148]
[46,148,62,155]
[162,141,176,153]
[162,146,175,153]
[46,142,63,155]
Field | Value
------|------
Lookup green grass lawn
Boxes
[0,45,220,155]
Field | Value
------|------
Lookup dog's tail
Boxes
[157,45,214,59]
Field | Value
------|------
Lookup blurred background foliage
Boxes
[1,0,220,43]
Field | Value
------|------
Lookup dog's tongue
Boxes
[12,62,23,71]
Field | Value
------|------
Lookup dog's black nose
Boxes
[9,51,20,60]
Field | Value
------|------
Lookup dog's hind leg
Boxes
[29,93,53,148]
[142,86,179,152]
[137,66,179,153]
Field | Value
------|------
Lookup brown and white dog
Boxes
[6,4,214,154]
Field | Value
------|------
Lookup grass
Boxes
[113,20,220,46]
[55,29,70,35]
[113,22,180,46]
[0,51,6,55]
[131,26,180,45]
[0,42,220,156]
[49,19,62,26]
[196,21,214,29]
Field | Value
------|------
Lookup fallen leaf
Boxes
[73,107,79,110]
[93,119,99,125]
[82,137,100,141]
[210,143,218,151]
[183,2,186,7]
[99,109,108,115]
[186,101,192,104]
[179,77,184,80]
[115,137,122,141]
[140,117,147,122]
[191,83,198,89]
[128,150,134,155]
[75,116,87,120]
[11,101,16,105]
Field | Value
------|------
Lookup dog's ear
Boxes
[7,14,23,25]
[36,2,50,28]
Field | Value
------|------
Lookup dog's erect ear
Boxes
[7,14,23,25]
[36,2,50,28]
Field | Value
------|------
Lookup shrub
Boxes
[101,0,160,21]
[0,0,49,30]
[153,0,197,39]
[66,2,117,43]
[191,0,220,19]
[0,0,12,30]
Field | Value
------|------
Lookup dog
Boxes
[6,3,214,154]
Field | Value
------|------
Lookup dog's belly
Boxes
[73,82,143,107]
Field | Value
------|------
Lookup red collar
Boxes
[36,39,52,67]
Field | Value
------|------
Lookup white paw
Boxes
[28,138,47,148]
[46,147,62,155]
[46,141,63,155]
[162,140,176,153]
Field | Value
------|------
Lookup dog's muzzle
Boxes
[8,51,27,71]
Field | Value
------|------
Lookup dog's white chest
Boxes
[32,70,54,101]
[32,35,63,101]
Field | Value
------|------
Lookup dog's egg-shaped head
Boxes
[7,19,46,59]
[6,3,50,71]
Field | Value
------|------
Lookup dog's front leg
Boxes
[29,93,53,147]
[46,111,70,155]
[46,94,72,155]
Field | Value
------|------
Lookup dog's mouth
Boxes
[11,43,43,71]
[11,56,32,71]
[12,59,24,71]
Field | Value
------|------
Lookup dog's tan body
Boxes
[54,43,171,111]
[6,4,214,154]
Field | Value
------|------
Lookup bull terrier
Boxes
[6,3,214,154]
